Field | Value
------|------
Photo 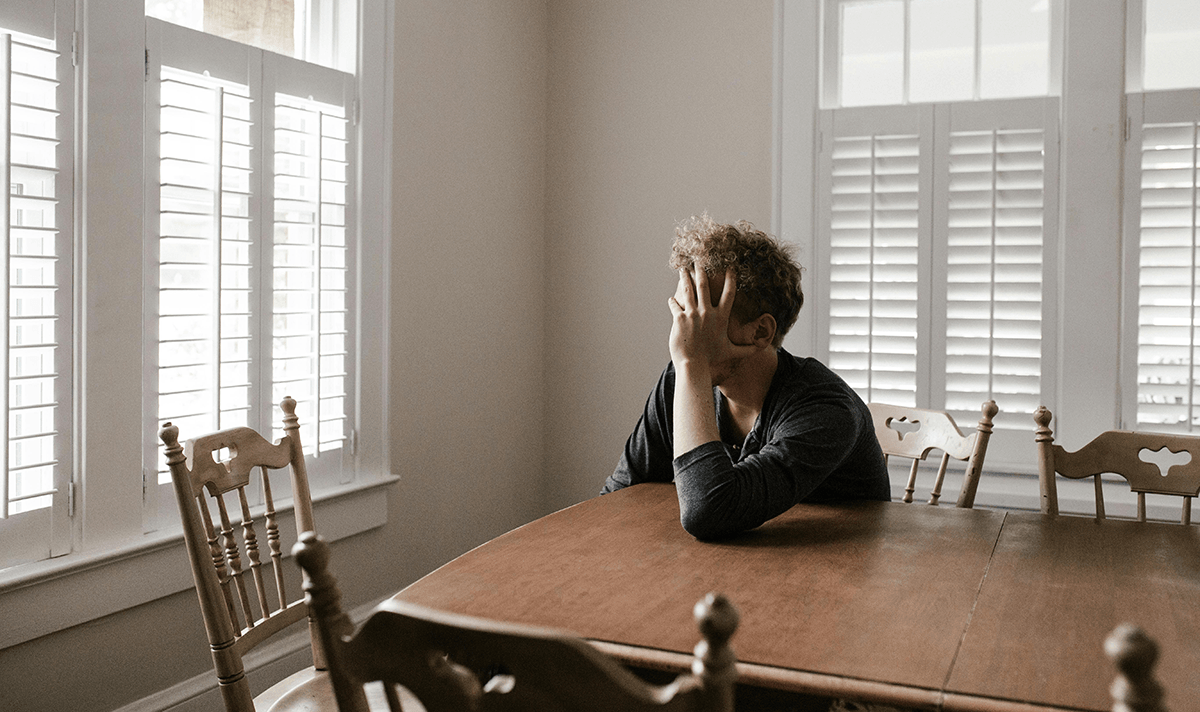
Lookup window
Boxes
[1123,0,1200,433]
[0,0,389,578]
[0,0,73,569]
[143,18,356,529]
[810,0,1059,464]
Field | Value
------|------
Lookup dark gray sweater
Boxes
[603,349,890,540]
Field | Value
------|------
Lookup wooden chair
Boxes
[160,396,322,712]
[1034,406,1200,523]
[869,400,999,507]
[292,531,741,712]
[1106,624,1167,712]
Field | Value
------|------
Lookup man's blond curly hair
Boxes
[669,213,804,347]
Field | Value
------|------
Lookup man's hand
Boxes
[667,265,756,372]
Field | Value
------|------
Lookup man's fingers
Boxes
[693,263,712,310]
[668,296,683,316]
[677,268,697,308]
[718,268,737,311]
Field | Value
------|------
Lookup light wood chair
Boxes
[1034,406,1200,523]
[293,531,741,712]
[160,396,323,712]
[869,400,999,507]
[1106,624,1167,712]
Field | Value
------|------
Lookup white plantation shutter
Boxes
[145,19,355,527]
[155,66,257,481]
[271,92,351,461]
[941,101,1054,433]
[827,132,922,405]
[1128,91,1200,431]
[819,99,1055,459]
[0,20,73,567]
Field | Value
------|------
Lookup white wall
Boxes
[543,0,778,509]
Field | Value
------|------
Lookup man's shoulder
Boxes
[775,349,852,391]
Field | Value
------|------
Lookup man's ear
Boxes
[752,313,777,347]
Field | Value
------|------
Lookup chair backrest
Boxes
[869,400,999,507]
[1034,406,1200,523]
[160,396,318,712]
[1106,624,1167,712]
[293,532,740,712]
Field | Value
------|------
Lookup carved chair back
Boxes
[293,532,740,712]
[1034,405,1200,523]
[160,396,318,712]
[869,400,999,507]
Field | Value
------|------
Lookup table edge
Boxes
[590,642,1093,712]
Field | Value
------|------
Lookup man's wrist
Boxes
[672,358,712,380]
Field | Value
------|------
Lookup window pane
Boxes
[910,0,975,103]
[1144,0,1200,91]
[146,0,357,73]
[979,0,1048,99]
[841,1,905,107]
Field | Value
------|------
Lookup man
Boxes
[602,214,889,540]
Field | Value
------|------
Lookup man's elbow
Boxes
[679,505,738,541]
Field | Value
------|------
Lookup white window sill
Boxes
[0,474,398,650]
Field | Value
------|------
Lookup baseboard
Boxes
[112,595,391,712]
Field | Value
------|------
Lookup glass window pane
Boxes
[910,0,975,103]
[980,0,1049,99]
[841,0,905,107]
[1144,0,1200,91]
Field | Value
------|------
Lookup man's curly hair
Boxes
[669,214,804,347]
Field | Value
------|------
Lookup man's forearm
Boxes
[672,361,720,458]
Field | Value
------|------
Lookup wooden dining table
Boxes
[393,482,1200,711]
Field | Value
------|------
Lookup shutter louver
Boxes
[829,133,921,406]
[945,128,1044,430]
[4,31,65,516]
[156,67,255,481]
[1137,122,1199,430]
[272,94,348,455]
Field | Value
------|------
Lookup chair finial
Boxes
[695,592,739,644]
[691,592,739,696]
[294,532,351,637]
[159,422,186,468]
[1105,624,1166,712]
[981,399,999,424]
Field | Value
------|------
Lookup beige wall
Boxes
[387,0,551,579]
[543,0,777,509]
